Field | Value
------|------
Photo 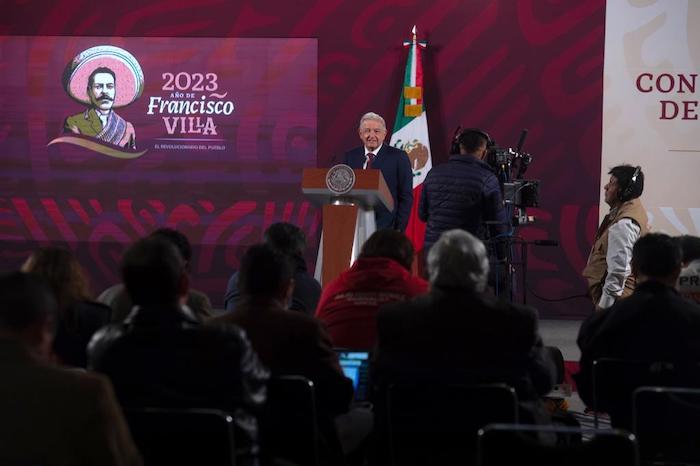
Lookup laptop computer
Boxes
[336,350,371,402]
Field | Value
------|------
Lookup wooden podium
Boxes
[302,166,393,286]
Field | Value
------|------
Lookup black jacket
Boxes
[224,254,321,315]
[343,144,413,231]
[54,300,111,368]
[419,155,507,253]
[374,287,554,402]
[88,304,269,455]
[576,280,700,413]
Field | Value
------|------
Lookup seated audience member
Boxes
[678,234,700,303]
[21,246,111,368]
[373,229,555,412]
[88,237,268,461]
[211,244,367,461]
[315,229,428,349]
[98,228,212,322]
[0,272,142,466]
[576,233,700,426]
[224,222,321,315]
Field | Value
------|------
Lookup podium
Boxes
[302,166,393,286]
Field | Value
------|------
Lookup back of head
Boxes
[20,246,90,311]
[427,229,489,292]
[122,237,186,307]
[360,229,415,271]
[0,272,56,335]
[609,165,644,202]
[149,227,192,264]
[632,233,681,281]
[457,128,489,155]
[263,222,306,258]
[678,235,700,265]
[239,243,294,300]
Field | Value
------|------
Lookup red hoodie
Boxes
[315,257,428,349]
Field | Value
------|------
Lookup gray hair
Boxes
[427,229,489,292]
[358,112,386,130]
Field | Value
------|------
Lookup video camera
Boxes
[485,129,533,182]
[490,130,538,226]
[452,127,539,226]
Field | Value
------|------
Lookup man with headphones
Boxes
[583,165,649,310]
[418,128,508,256]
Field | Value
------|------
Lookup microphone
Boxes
[516,128,528,153]
[450,126,462,154]
[533,239,558,246]
[329,151,341,167]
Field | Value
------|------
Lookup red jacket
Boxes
[315,257,428,349]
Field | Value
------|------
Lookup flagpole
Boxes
[390,26,432,271]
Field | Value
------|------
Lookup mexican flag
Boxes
[390,26,432,258]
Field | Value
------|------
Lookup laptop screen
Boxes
[336,350,370,401]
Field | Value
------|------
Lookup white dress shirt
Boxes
[599,218,641,309]
[96,110,109,128]
[362,144,382,169]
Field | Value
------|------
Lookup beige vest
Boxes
[582,198,649,305]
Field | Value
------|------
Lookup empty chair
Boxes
[592,358,700,429]
[477,423,639,466]
[633,386,700,465]
[384,383,518,466]
[125,408,237,466]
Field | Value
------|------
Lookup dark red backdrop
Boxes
[3,0,605,318]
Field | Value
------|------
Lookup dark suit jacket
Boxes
[374,287,554,402]
[53,300,111,368]
[209,297,353,417]
[210,298,351,465]
[88,305,268,454]
[576,280,700,417]
[224,255,321,315]
[369,288,553,465]
[0,338,142,466]
[98,283,212,322]
[343,144,413,231]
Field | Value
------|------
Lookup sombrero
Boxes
[63,45,144,108]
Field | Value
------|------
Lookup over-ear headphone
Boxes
[619,165,642,202]
[450,127,493,154]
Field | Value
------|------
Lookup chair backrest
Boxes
[477,423,639,466]
[124,407,236,466]
[386,382,518,466]
[633,386,700,465]
[543,346,565,385]
[262,375,320,466]
[592,358,700,429]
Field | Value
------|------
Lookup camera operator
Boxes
[418,128,508,258]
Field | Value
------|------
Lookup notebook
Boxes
[336,350,371,402]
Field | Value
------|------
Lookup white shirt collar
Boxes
[364,144,382,156]
[95,109,110,127]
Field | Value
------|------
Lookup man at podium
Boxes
[343,112,413,231]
